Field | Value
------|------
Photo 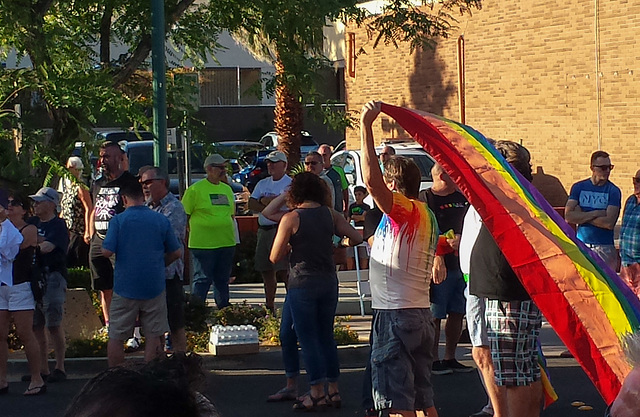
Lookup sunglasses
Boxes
[7,199,23,207]
[592,164,614,171]
[304,161,321,166]
[140,178,163,186]
[633,177,640,183]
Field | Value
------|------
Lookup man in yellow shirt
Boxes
[182,154,235,307]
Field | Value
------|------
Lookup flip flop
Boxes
[24,385,47,396]
[267,387,298,402]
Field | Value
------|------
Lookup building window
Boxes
[199,67,262,106]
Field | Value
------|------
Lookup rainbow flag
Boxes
[380,103,640,404]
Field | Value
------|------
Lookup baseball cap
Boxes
[266,150,287,163]
[203,154,228,169]
[29,187,60,205]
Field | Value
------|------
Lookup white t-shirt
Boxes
[251,175,292,226]
[459,206,482,275]
[369,193,437,309]
[0,219,24,286]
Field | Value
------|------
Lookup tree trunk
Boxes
[273,59,303,169]
[100,2,113,66]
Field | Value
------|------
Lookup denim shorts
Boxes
[33,271,66,328]
[430,269,467,319]
[371,308,435,411]
[465,285,489,347]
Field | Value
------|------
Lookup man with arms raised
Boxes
[361,101,439,417]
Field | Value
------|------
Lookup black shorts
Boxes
[67,230,89,268]
[166,277,186,331]
[89,235,114,291]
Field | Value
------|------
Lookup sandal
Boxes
[292,393,328,412]
[267,386,298,402]
[326,392,342,409]
[24,385,47,396]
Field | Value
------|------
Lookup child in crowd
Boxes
[347,186,370,270]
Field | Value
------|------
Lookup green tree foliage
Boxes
[0,0,223,187]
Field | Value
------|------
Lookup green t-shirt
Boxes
[182,179,236,249]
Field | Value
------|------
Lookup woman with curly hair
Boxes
[263,172,362,411]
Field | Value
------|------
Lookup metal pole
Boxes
[151,0,167,171]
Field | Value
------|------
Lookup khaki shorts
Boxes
[108,291,169,341]
[254,226,289,272]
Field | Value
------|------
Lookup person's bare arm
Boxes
[87,205,95,240]
[333,209,363,247]
[248,197,264,213]
[342,188,349,216]
[262,193,289,222]
[589,205,620,230]
[564,199,605,224]
[361,101,393,214]
[19,224,38,250]
[102,248,114,257]
[269,211,297,263]
[78,187,93,244]
[432,255,447,284]
[165,248,182,266]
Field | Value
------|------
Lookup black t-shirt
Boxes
[37,216,69,274]
[424,189,468,271]
[468,225,530,301]
[363,206,383,242]
[348,202,370,227]
[91,171,139,239]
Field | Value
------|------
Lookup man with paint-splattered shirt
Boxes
[361,101,439,417]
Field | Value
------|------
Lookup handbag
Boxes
[29,246,47,303]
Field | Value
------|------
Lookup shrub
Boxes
[186,330,210,352]
[233,231,262,283]
[66,329,109,358]
[334,316,360,345]
[212,300,267,328]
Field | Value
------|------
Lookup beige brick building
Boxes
[345,0,640,206]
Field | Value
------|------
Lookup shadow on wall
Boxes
[378,43,456,140]
[531,166,569,207]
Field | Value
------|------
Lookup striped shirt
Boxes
[620,195,640,266]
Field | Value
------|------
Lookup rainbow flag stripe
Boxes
[380,103,640,404]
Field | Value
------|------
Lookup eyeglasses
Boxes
[140,178,162,186]
[304,161,321,166]
[592,164,614,171]
[633,177,640,183]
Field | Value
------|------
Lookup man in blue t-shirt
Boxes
[565,150,622,270]
[102,181,181,367]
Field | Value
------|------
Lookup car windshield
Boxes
[127,145,155,176]
[407,153,435,182]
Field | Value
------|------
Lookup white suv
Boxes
[330,141,436,207]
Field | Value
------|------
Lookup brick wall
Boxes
[345,0,640,205]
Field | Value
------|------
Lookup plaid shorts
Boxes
[485,299,542,386]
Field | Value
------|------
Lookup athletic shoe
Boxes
[445,358,474,373]
[431,360,453,375]
[125,337,141,352]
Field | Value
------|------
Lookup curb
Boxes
[7,343,371,379]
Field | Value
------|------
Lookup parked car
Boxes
[233,148,274,192]
[259,130,319,156]
[330,141,436,207]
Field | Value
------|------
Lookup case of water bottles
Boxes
[208,324,260,355]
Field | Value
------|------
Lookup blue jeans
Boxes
[191,247,235,308]
[280,296,300,378]
[288,278,339,385]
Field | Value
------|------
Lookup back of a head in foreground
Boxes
[64,353,210,417]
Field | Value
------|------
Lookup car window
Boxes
[343,154,357,186]
[260,137,273,147]
[405,153,434,181]
[301,136,317,146]
[128,146,155,176]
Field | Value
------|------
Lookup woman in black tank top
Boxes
[264,173,362,411]
[3,194,46,394]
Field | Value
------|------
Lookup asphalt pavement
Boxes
[1,282,609,417]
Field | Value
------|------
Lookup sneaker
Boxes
[125,337,141,352]
[445,358,474,373]
[47,369,67,383]
[431,360,453,375]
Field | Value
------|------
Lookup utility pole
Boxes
[151,0,167,171]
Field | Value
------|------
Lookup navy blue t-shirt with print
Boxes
[37,216,69,275]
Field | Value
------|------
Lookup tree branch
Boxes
[112,0,196,88]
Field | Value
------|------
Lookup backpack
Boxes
[30,246,47,303]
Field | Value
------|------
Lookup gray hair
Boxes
[138,165,170,189]
[67,156,84,169]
